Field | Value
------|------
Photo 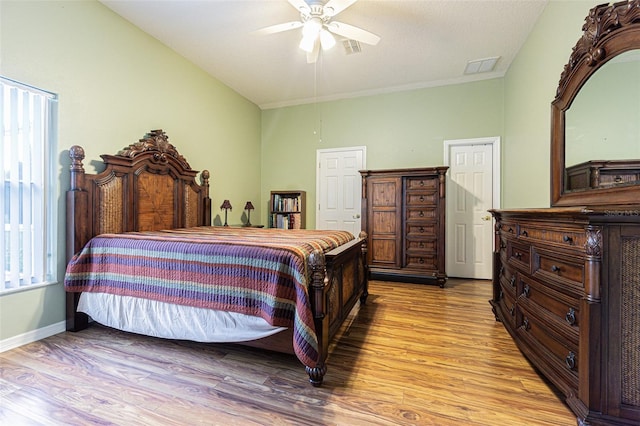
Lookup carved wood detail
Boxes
[117,129,191,169]
[557,0,640,99]
[585,226,602,257]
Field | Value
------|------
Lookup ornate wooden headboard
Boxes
[66,129,211,261]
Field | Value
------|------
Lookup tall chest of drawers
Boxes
[490,207,640,426]
[360,167,448,287]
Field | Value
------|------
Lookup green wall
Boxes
[261,79,504,227]
[0,0,261,342]
[503,0,595,207]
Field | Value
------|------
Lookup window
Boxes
[1,77,58,293]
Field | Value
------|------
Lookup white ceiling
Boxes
[100,0,548,109]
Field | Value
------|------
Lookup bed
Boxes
[64,129,368,386]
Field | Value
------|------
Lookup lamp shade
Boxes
[220,200,232,210]
[244,201,255,211]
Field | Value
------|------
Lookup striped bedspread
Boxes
[64,226,355,368]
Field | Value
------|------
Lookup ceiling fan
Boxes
[255,0,381,63]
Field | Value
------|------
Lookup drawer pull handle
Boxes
[419,227,425,233]
[509,305,515,316]
[419,211,424,217]
[522,317,530,331]
[514,252,523,259]
[565,308,576,325]
[614,175,622,183]
[565,352,576,370]
[419,195,425,202]
[500,242,506,249]
[521,230,528,237]
[510,276,516,287]
[419,180,425,187]
[507,227,514,233]
[419,242,425,248]
[523,285,530,298]
[563,235,573,244]
[419,258,425,264]
[551,265,561,273]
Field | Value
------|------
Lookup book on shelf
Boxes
[271,194,301,212]
[270,212,302,229]
[291,213,301,229]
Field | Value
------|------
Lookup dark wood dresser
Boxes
[490,207,640,425]
[360,167,448,287]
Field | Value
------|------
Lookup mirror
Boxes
[551,0,640,206]
[565,50,640,169]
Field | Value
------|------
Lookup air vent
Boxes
[342,39,362,55]
[464,57,500,74]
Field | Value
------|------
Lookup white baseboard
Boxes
[0,321,66,353]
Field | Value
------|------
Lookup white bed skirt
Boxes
[78,292,287,343]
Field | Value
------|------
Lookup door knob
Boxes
[481,215,491,221]
[353,214,361,219]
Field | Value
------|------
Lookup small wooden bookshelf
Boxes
[269,190,306,229]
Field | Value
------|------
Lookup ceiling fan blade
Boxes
[307,40,320,64]
[253,21,303,35]
[323,0,357,17]
[288,0,311,14]
[327,21,380,45]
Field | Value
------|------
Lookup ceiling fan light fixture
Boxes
[319,29,336,50]
[302,17,323,38]
[299,34,317,53]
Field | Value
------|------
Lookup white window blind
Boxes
[1,77,58,293]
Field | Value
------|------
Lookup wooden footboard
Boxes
[306,232,368,386]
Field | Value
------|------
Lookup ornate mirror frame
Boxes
[551,0,640,207]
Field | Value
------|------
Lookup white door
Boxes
[316,147,366,236]
[445,138,500,279]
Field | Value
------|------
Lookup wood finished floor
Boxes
[0,279,576,426]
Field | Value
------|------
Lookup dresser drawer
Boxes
[517,223,586,251]
[406,238,437,252]
[518,275,580,343]
[406,207,436,221]
[498,264,518,299]
[406,223,436,237]
[498,236,508,262]
[405,191,437,206]
[498,281,518,328]
[507,240,530,272]
[499,220,518,239]
[406,177,437,191]
[518,306,579,392]
[532,247,585,290]
[405,254,437,269]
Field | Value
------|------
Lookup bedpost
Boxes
[200,170,211,225]
[66,145,89,331]
[307,250,329,387]
[358,231,369,304]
